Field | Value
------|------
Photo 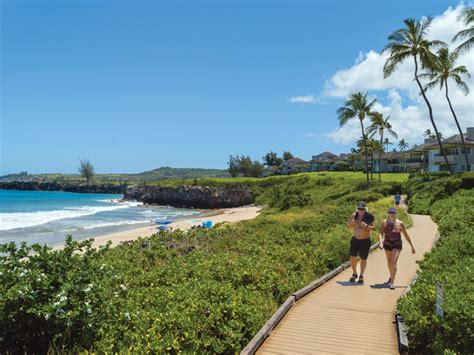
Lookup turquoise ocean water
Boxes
[0,190,201,246]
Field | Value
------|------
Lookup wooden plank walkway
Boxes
[256,214,438,354]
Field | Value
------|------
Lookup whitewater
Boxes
[0,190,200,246]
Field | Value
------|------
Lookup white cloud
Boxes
[288,94,317,104]
[324,4,474,147]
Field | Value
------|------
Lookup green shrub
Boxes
[398,182,474,353]
[0,175,405,352]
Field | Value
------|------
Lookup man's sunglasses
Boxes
[388,211,397,214]
[357,207,365,210]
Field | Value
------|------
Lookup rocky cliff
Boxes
[0,181,127,194]
[0,181,254,209]
[124,184,253,209]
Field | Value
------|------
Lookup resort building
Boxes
[309,151,339,172]
[280,127,473,175]
[425,127,474,172]
[281,157,310,175]
[375,127,474,173]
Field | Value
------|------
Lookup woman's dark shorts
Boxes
[349,237,371,260]
[383,239,402,251]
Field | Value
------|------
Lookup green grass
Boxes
[2,171,409,186]
[145,171,409,187]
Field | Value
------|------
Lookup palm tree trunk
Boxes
[379,135,383,181]
[360,119,369,182]
[413,55,453,174]
[371,150,374,180]
[445,81,471,171]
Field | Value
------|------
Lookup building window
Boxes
[461,147,472,154]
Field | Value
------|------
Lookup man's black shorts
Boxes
[349,236,371,260]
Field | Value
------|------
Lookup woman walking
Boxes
[379,207,416,289]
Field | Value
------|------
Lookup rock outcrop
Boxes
[0,181,127,194]
[124,184,253,209]
[0,181,254,209]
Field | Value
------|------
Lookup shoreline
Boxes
[53,205,262,250]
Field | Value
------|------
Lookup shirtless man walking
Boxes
[347,201,375,284]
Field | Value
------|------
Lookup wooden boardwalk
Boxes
[256,214,438,354]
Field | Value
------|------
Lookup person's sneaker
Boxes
[349,274,357,282]
[357,276,364,284]
[389,283,395,290]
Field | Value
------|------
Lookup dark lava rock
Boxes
[124,184,253,209]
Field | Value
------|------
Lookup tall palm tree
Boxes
[421,47,471,171]
[338,92,376,182]
[367,112,398,181]
[383,18,453,174]
[398,139,409,151]
[453,6,474,54]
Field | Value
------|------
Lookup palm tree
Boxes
[383,138,393,152]
[383,18,453,174]
[337,92,376,182]
[357,138,383,180]
[367,112,398,181]
[423,128,436,138]
[398,139,409,151]
[453,6,474,54]
[421,47,471,171]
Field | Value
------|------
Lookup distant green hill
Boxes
[1,167,230,183]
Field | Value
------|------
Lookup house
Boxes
[281,157,310,175]
[425,127,474,172]
[377,147,429,173]
[376,127,474,173]
[309,151,339,172]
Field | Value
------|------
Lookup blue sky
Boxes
[1,0,464,174]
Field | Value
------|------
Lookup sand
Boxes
[64,205,262,249]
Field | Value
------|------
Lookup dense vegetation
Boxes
[398,173,474,353]
[0,173,406,353]
[1,167,230,183]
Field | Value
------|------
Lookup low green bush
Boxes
[398,183,474,354]
[0,175,406,352]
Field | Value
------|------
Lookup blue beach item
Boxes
[201,220,213,229]
[155,219,172,225]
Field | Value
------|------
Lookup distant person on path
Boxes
[394,193,401,206]
[347,201,375,284]
[379,207,416,290]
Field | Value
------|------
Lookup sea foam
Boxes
[0,204,131,231]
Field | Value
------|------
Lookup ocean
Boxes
[0,190,201,246]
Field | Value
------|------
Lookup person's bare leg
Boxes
[391,249,401,284]
[385,250,393,281]
[350,256,358,275]
[360,258,367,276]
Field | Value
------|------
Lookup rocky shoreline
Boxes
[0,181,127,194]
[1,181,254,209]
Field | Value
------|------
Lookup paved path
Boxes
[256,214,438,354]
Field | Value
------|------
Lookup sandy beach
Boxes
[74,205,262,249]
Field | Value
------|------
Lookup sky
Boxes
[1,0,473,174]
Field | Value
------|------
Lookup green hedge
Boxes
[398,176,474,353]
[0,176,404,352]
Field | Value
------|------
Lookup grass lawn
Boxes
[147,171,410,187]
